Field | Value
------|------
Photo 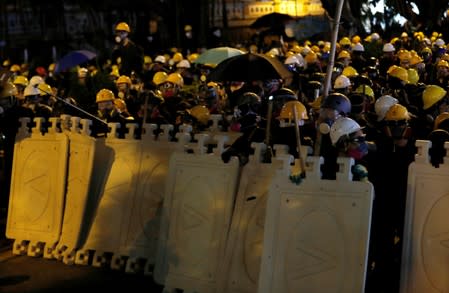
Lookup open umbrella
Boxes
[193,47,245,67]
[250,12,295,29]
[55,50,97,73]
[208,53,292,82]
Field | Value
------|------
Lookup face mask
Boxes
[347,141,368,160]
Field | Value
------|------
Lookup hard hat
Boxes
[184,24,192,31]
[188,105,210,125]
[29,75,44,87]
[409,53,423,66]
[384,104,411,121]
[144,55,152,64]
[352,43,364,52]
[172,52,184,63]
[388,66,409,83]
[305,51,317,64]
[0,82,17,98]
[284,55,300,65]
[370,33,380,41]
[113,98,127,112]
[311,45,320,53]
[116,75,132,85]
[13,75,29,86]
[78,67,88,78]
[115,22,130,33]
[268,48,280,56]
[342,66,358,77]
[96,88,115,103]
[337,50,351,60]
[301,46,311,56]
[407,68,419,84]
[330,117,362,145]
[153,71,168,85]
[334,74,351,89]
[351,35,361,44]
[10,64,21,73]
[383,43,395,52]
[374,95,399,121]
[441,53,449,62]
[48,63,56,72]
[154,55,166,64]
[164,73,184,87]
[176,59,191,68]
[434,112,449,130]
[422,85,447,110]
[354,85,375,102]
[37,83,52,96]
[278,101,308,120]
[321,92,351,115]
[397,49,411,61]
[401,32,409,38]
[339,37,351,46]
[24,85,40,97]
[188,53,199,63]
[421,47,432,55]
[437,60,449,69]
[435,38,445,47]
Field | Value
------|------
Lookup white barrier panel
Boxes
[259,157,374,293]
[217,143,294,293]
[400,140,449,293]
[6,117,69,257]
[52,117,97,263]
[154,150,240,293]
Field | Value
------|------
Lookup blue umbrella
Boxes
[55,50,97,73]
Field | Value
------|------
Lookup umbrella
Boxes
[208,53,292,82]
[55,50,97,73]
[193,47,245,67]
[250,12,295,29]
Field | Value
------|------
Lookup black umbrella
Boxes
[208,53,292,82]
[250,12,295,29]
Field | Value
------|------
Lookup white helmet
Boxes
[374,95,399,121]
[352,43,365,52]
[176,59,191,68]
[154,55,166,64]
[435,38,445,47]
[284,55,299,65]
[295,53,305,67]
[383,43,395,53]
[370,33,380,41]
[268,48,280,56]
[29,75,44,87]
[330,117,362,145]
[24,85,40,97]
[301,45,311,56]
[334,75,351,89]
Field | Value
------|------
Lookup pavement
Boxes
[0,212,166,293]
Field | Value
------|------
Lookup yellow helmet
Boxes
[13,75,29,86]
[342,66,358,77]
[172,52,183,63]
[116,75,132,85]
[397,49,411,61]
[339,37,351,46]
[441,53,449,62]
[0,82,17,98]
[434,112,449,129]
[37,83,52,96]
[96,89,115,103]
[113,98,128,112]
[164,73,184,87]
[407,68,419,84]
[188,105,210,125]
[10,64,21,73]
[385,104,411,121]
[437,60,449,69]
[278,101,308,120]
[354,85,375,103]
[48,63,56,72]
[423,85,447,110]
[187,53,199,63]
[388,66,409,83]
[305,51,317,64]
[337,50,351,60]
[351,35,361,44]
[144,55,152,64]
[115,22,130,32]
[153,71,168,85]
[311,45,320,53]
[409,53,423,66]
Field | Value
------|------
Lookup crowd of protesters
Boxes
[2,21,449,292]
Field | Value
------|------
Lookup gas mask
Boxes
[115,32,128,44]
